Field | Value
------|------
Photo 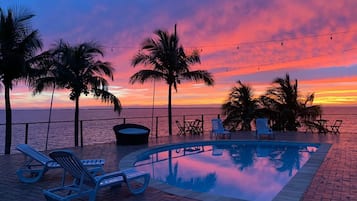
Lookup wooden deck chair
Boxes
[176,120,186,135]
[16,144,105,183]
[43,150,150,201]
[330,120,343,134]
[255,118,274,139]
[211,118,231,139]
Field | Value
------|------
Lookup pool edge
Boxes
[272,143,331,201]
[119,140,330,201]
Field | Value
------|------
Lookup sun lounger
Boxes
[211,118,231,139]
[256,118,274,139]
[43,150,150,201]
[16,144,105,183]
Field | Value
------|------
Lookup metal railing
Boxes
[0,113,221,154]
[1,110,355,154]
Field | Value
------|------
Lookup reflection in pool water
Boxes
[135,142,319,201]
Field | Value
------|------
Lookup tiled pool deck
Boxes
[1,131,356,201]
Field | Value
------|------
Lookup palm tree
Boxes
[33,40,121,147]
[130,27,214,135]
[260,73,321,131]
[221,80,259,131]
[0,8,42,154]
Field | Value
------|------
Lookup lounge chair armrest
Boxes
[95,171,125,187]
[95,171,125,181]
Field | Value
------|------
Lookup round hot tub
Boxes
[113,124,150,145]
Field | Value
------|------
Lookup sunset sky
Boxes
[1,0,357,109]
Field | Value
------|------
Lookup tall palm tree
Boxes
[260,73,321,131]
[33,40,121,147]
[0,8,42,154]
[130,27,214,135]
[221,80,259,131]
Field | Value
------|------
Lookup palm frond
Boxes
[92,88,122,114]
[129,70,164,84]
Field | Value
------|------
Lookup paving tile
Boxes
[1,131,357,201]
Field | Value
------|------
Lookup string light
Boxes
[103,30,357,51]
[103,29,357,72]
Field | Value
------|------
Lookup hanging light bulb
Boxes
[281,41,284,46]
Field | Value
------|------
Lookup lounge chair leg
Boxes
[16,168,45,183]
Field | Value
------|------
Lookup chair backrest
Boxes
[16,144,52,165]
[256,118,270,130]
[49,150,96,186]
[176,120,184,129]
[193,119,202,127]
[333,120,343,127]
[211,118,225,132]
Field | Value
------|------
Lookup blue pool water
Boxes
[134,141,319,201]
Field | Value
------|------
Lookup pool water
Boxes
[134,141,319,201]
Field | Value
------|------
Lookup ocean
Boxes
[0,106,356,154]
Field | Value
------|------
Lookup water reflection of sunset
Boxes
[135,143,318,201]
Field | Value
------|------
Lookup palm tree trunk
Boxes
[74,97,79,146]
[4,83,12,154]
[168,84,173,136]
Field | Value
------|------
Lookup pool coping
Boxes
[119,140,331,201]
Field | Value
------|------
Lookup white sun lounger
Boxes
[255,118,274,139]
[211,118,231,139]
[16,144,105,183]
[43,150,150,201]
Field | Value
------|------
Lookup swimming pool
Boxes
[120,140,330,201]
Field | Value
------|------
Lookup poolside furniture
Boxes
[316,119,329,134]
[185,119,203,135]
[304,120,316,133]
[43,150,150,201]
[16,144,105,183]
[192,119,203,135]
[211,118,231,139]
[255,118,274,139]
[330,119,343,134]
[176,120,186,135]
[113,124,150,145]
[304,120,329,134]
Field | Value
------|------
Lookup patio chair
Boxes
[43,150,150,201]
[211,118,231,139]
[16,144,105,183]
[176,120,186,135]
[330,119,343,134]
[192,119,203,135]
[255,118,274,139]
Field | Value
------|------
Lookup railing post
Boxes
[80,120,83,147]
[25,123,29,144]
[183,115,186,132]
[201,114,204,134]
[217,114,221,119]
[123,118,126,124]
[155,116,159,138]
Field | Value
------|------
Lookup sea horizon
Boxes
[0,105,356,154]
[1,103,356,111]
